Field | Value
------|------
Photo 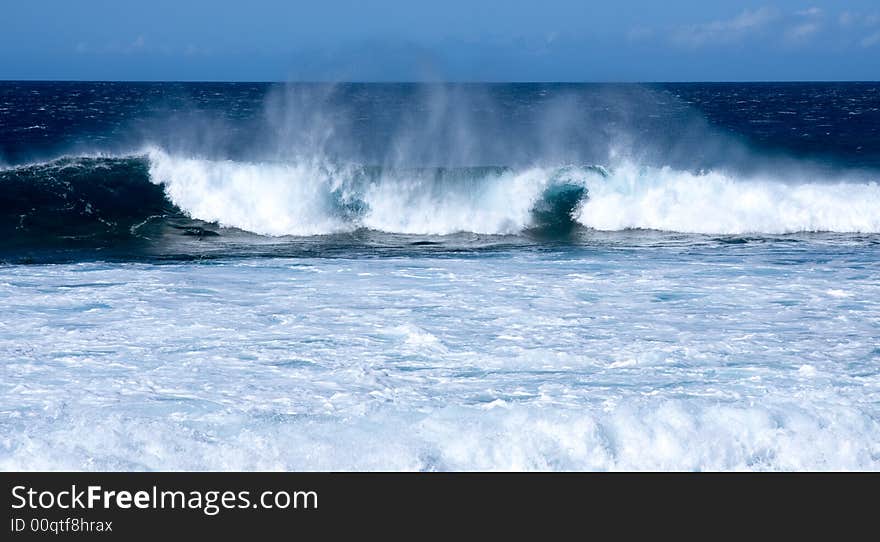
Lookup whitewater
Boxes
[3,247,878,470]
[146,148,880,236]
[1,81,879,471]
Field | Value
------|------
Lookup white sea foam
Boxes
[577,163,880,234]
[2,401,876,471]
[146,148,593,235]
[146,149,356,236]
[357,167,548,235]
[147,148,880,236]
[1,251,878,471]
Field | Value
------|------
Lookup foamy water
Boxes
[2,245,878,470]
[147,148,880,236]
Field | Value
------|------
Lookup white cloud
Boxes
[797,7,822,18]
[783,6,825,43]
[626,26,654,42]
[837,11,880,27]
[785,21,821,42]
[861,31,880,47]
[672,7,779,47]
[834,10,880,47]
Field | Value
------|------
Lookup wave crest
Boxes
[3,150,879,245]
[578,163,880,234]
[147,148,604,236]
[149,149,880,236]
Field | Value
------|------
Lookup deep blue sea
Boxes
[1,82,878,470]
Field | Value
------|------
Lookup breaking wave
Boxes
[577,162,880,234]
[146,148,598,236]
[147,148,880,235]
[2,148,880,248]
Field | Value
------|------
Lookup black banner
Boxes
[2,473,876,539]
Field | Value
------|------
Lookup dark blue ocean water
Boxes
[2,82,879,167]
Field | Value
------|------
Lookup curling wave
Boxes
[0,155,179,248]
[146,149,600,236]
[148,149,880,236]
[2,149,880,249]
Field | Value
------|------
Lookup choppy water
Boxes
[1,82,879,470]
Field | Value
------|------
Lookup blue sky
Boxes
[1,1,878,81]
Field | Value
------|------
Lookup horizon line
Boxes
[2,78,879,85]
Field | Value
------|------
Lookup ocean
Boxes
[1,81,878,470]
